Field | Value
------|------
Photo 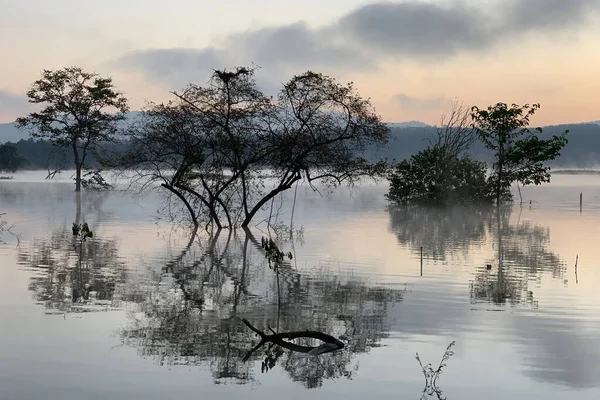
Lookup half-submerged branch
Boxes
[241,318,345,362]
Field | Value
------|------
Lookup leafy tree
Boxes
[471,103,568,203]
[386,146,492,205]
[387,100,492,205]
[16,67,129,191]
[116,67,389,229]
[0,143,26,172]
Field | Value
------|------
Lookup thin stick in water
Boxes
[575,254,579,284]
[420,246,423,277]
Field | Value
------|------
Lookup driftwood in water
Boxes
[241,318,345,362]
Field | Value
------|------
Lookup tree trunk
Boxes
[241,180,298,228]
[75,191,82,224]
[161,183,199,231]
[75,165,82,192]
[72,143,82,192]
[496,137,504,205]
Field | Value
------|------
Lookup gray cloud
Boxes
[117,47,230,89]
[114,0,600,88]
[392,93,450,111]
[504,0,600,32]
[114,21,374,92]
[339,0,600,58]
[338,2,490,58]
[226,22,373,72]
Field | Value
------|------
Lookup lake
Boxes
[1,172,600,400]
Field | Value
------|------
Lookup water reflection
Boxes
[388,205,492,261]
[119,229,406,388]
[18,224,128,314]
[471,207,566,307]
[389,205,566,307]
[17,193,129,314]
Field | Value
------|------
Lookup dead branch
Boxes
[241,318,345,362]
[430,98,476,157]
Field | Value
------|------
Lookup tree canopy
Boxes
[471,103,568,203]
[387,101,569,206]
[16,67,129,191]
[115,67,389,229]
[387,100,492,206]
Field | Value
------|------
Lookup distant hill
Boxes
[387,121,431,128]
[371,123,600,167]
[0,122,27,143]
[3,114,600,169]
[0,112,144,144]
[0,116,432,143]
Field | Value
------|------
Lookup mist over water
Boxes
[1,172,600,399]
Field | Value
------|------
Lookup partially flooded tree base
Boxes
[117,66,389,229]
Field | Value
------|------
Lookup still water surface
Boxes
[1,173,600,399]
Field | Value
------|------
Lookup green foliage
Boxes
[261,236,293,271]
[16,67,129,191]
[386,146,493,205]
[471,103,568,203]
[81,169,114,191]
[0,143,26,172]
[416,340,456,398]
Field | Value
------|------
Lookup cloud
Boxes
[338,2,490,58]
[113,0,600,88]
[392,93,450,111]
[116,47,230,90]
[114,22,374,91]
[503,0,600,32]
[338,0,600,59]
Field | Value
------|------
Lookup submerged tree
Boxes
[386,147,492,205]
[16,67,129,191]
[116,67,389,229]
[471,103,568,204]
[387,100,491,205]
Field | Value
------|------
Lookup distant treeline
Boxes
[4,122,600,170]
[368,123,600,167]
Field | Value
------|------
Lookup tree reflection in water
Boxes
[18,192,129,314]
[119,228,406,388]
[388,204,566,307]
[470,207,566,306]
[18,225,127,314]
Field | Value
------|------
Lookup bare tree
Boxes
[116,67,389,230]
[429,98,476,157]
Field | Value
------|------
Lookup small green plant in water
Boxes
[261,237,292,270]
[81,170,114,191]
[416,341,455,399]
[72,222,93,241]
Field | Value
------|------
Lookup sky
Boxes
[1,0,599,125]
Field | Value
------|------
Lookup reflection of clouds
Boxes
[513,313,600,389]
